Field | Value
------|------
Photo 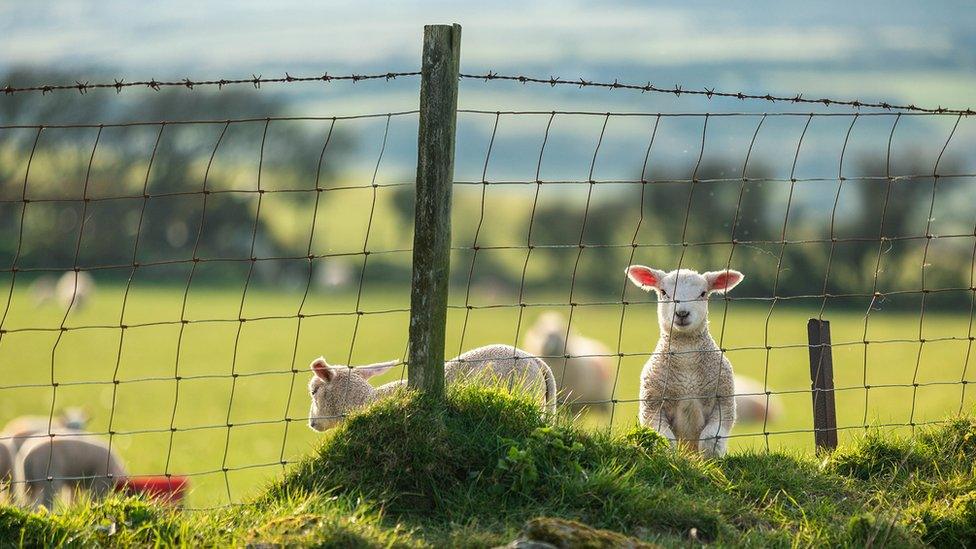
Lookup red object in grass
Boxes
[115,476,189,505]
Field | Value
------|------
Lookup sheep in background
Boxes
[2,407,90,454]
[307,344,557,431]
[55,270,95,311]
[523,312,614,413]
[0,441,13,502]
[626,265,745,458]
[16,433,126,510]
[28,276,57,307]
[733,374,783,424]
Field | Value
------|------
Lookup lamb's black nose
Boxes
[675,310,690,318]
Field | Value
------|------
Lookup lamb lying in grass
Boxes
[16,432,127,509]
[626,265,744,458]
[307,344,557,431]
[523,312,615,413]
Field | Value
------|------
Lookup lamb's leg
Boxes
[642,403,677,446]
[87,475,114,503]
[698,396,735,458]
[25,478,61,510]
[20,449,59,509]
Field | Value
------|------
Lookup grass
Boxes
[0,282,974,507]
[1,385,974,547]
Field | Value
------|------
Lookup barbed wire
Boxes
[460,72,976,115]
[1,72,421,96]
[5,66,974,118]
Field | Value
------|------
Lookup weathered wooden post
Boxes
[408,24,461,396]
[808,318,839,452]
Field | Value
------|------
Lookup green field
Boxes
[0,282,974,507]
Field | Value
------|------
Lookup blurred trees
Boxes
[0,69,350,282]
[448,156,972,309]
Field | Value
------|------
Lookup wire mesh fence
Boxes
[0,107,428,507]
[445,107,975,457]
[1,45,975,507]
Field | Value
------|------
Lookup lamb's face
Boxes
[307,360,371,431]
[541,331,565,356]
[655,269,711,334]
[307,357,398,432]
[526,312,569,357]
[626,265,744,337]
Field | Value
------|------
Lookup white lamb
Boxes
[523,312,615,413]
[55,270,95,311]
[16,432,127,509]
[626,265,745,458]
[733,374,783,424]
[28,275,57,307]
[0,440,13,501]
[307,344,557,431]
[2,407,90,454]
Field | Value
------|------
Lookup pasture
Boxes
[1,282,973,507]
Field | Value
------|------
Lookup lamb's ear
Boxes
[310,357,334,382]
[625,265,665,292]
[356,360,399,379]
[704,269,744,294]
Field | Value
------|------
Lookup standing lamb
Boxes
[16,433,126,510]
[307,344,557,431]
[523,312,615,413]
[626,265,744,458]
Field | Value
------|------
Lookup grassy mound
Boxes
[271,385,737,544]
[1,386,975,547]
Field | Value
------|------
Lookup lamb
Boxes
[16,432,126,510]
[2,407,90,454]
[307,344,557,431]
[625,265,744,458]
[733,374,783,424]
[0,440,13,501]
[523,312,615,413]
[28,275,57,307]
[55,270,95,311]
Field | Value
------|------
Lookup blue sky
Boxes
[3,1,974,109]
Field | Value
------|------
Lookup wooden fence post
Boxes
[407,24,461,396]
[808,318,839,452]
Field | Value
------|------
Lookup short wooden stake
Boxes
[808,318,838,452]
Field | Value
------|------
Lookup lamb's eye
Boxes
[700,291,707,298]
[660,290,668,297]
[311,386,320,395]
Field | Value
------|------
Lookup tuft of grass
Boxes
[1,387,975,547]
[515,517,660,548]
[0,496,183,547]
